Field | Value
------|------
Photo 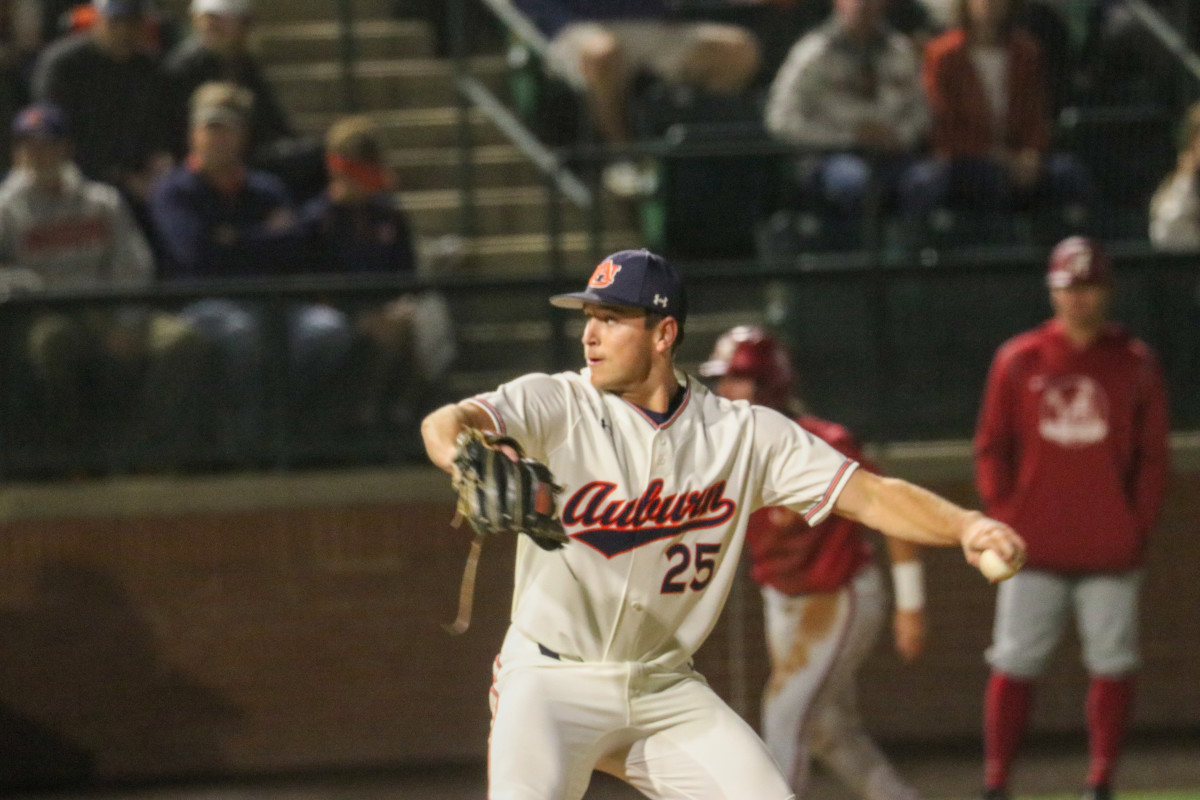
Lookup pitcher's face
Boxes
[581,305,658,394]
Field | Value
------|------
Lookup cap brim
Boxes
[549,290,642,311]
[193,108,246,128]
[1047,275,1110,289]
[14,129,63,140]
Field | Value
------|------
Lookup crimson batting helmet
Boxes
[699,325,795,412]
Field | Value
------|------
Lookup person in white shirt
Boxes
[765,0,929,223]
[1150,100,1200,251]
[0,103,205,472]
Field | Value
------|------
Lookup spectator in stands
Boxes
[150,80,294,457]
[0,0,45,162]
[300,115,455,435]
[0,102,206,469]
[753,0,941,85]
[303,116,416,277]
[904,0,1091,235]
[764,0,929,222]
[162,0,291,160]
[1150,100,1200,251]
[513,0,762,197]
[151,81,303,279]
[162,0,325,203]
[30,0,173,207]
[150,82,358,460]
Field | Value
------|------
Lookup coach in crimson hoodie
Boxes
[972,236,1170,800]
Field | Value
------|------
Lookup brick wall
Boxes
[0,467,1196,786]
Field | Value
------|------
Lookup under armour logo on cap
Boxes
[550,249,687,324]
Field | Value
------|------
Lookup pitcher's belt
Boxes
[537,642,582,662]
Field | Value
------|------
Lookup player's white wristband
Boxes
[891,561,925,612]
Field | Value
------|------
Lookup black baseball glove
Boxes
[451,429,569,551]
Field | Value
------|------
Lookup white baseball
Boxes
[979,549,1018,582]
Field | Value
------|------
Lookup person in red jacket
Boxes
[902,0,1090,229]
[973,236,1170,800]
[702,325,926,800]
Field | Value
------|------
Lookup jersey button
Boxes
[631,601,644,612]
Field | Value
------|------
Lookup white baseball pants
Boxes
[488,626,794,800]
[760,563,921,800]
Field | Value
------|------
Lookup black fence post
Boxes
[451,0,479,240]
[335,0,360,113]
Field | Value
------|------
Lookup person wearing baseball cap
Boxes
[0,101,152,286]
[29,0,172,197]
[1045,234,1113,290]
[0,98,208,470]
[421,243,1025,799]
[974,235,1170,800]
[11,103,69,143]
[163,0,293,162]
[702,325,928,800]
[550,248,688,327]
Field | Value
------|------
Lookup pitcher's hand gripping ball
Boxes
[443,429,568,635]
[979,549,1021,582]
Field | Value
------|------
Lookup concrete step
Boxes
[266,56,506,114]
[292,107,508,150]
[401,185,638,237]
[254,19,435,63]
[388,143,540,192]
[457,229,645,278]
[252,0,396,23]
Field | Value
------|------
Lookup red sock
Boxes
[984,672,1034,790]
[1086,675,1135,787]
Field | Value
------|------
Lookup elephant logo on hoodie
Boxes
[1037,375,1109,447]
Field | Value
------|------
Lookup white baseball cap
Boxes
[192,0,252,15]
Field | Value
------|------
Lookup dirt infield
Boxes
[14,730,1195,800]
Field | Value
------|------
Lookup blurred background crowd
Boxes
[0,0,1195,480]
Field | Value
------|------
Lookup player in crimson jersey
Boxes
[974,237,1171,800]
[701,325,926,800]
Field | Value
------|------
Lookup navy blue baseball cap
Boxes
[93,0,147,17]
[550,249,687,324]
[12,104,68,140]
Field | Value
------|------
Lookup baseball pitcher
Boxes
[421,248,1026,800]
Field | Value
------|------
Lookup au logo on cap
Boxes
[588,259,621,289]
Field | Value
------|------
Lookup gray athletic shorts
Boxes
[546,20,744,90]
[986,567,1143,678]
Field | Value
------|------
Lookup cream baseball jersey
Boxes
[468,368,858,669]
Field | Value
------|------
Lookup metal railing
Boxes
[334,0,361,113]
[0,248,1196,480]
[1125,0,1200,88]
